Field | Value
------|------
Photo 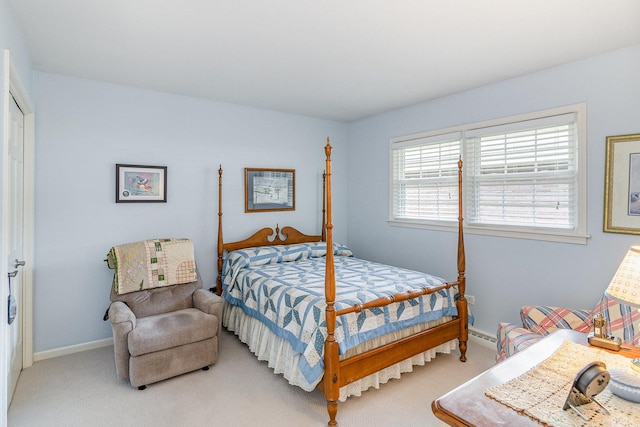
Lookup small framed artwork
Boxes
[245,168,295,212]
[604,133,640,234]
[116,164,167,203]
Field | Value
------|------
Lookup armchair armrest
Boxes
[496,322,543,363]
[520,305,591,336]
[108,301,137,381]
[193,289,223,335]
[109,301,137,329]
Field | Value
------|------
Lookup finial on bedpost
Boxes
[325,137,332,159]
[323,137,331,243]
[216,165,224,295]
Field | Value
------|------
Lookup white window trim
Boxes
[388,103,590,245]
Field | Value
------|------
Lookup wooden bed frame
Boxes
[216,139,468,426]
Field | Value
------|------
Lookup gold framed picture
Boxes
[244,168,295,212]
[604,133,640,234]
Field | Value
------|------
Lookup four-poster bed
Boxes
[216,139,468,426]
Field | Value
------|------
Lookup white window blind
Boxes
[389,104,587,243]
[391,132,461,221]
[465,113,578,229]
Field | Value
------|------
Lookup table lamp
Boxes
[602,245,640,402]
[603,246,640,358]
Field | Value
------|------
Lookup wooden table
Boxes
[431,329,640,426]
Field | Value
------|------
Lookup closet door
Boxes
[7,94,25,406]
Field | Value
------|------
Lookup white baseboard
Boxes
[468,326,497,350]
[33,337,112,362]
[31,328,494,362]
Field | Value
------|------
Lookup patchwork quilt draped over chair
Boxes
[496,294,640,363]
[107,238,197,295]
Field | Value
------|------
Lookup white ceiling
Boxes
[9,1,640,122]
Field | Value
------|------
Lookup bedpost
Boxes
[323,138,340,426]
[456,158,468,361]
[216,165,224,296]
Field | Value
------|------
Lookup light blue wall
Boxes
[0,0,32,92]
[347,44,640,336]
[32,73,348,352]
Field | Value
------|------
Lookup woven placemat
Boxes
[485,340,640,426]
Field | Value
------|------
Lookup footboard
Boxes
[337,280,467,365]
[320,281,468,394]
[336,315,466,388]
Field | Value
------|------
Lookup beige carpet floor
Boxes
[8,329,496,426]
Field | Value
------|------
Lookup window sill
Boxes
[387,219,590,245]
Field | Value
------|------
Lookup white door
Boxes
[7,94,25,405]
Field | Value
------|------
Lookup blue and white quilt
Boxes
[222,242,460,385]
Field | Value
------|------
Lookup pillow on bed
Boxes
[222,242,351,290]
[226,242,351,268]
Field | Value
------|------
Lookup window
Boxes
[391,132,461,222]
[389,104,588,244]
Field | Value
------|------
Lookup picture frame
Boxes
[116,164,167,203]
[245,168,295,212]
[604,133,640,234]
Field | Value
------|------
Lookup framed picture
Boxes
[604,133,640,234]
[116,164,167,203]
[245,168,295,212]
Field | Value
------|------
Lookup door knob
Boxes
[14,259,25,268]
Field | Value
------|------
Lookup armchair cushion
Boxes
[110,280,200,318]
[128,308,217,356]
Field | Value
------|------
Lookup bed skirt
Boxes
[222,300,457,401]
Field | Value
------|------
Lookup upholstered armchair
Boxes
[108,276,222,389]
[105,238,222,389]
[496,294,640,363]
